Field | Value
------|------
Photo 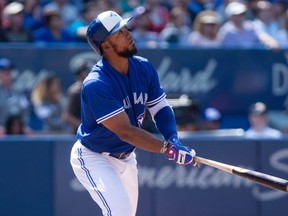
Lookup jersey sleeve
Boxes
[82,78,124,124]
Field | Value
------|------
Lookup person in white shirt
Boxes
[252,1,281,42]
[218,1,279,49]
[245,102,283,139]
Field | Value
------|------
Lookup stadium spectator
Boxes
[215,0,234,23]
[244,101,283,139]
[202,107,222,130]
[144,0,170,33]
[218,1,279,49]
[169,0,193,26]
[90,0,112,14]
[130,6,160,47]
[22,0,44,31]
[33,8,75,43]
[159,6,191,46]
[187,0,216,24]
[167,95,201,132]
[0,0,7,27]
[252,1,281,42]
[275,5,288,47]
[0,58,30,133]
[31,74,67,133]
[69,1,99,42]
[118,0,142,16]
[188,9,222,47]
[245,0,261,20]
[62,60,94,133]
[43,0,79,29]
[4,114,32,135]
[0,2,33,42]
[273,0,288,29]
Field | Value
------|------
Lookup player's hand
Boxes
[161,137,197,165]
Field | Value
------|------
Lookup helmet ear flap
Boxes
[87,37,101,55]
[99,42,105,55]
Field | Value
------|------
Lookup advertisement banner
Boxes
[1,45,287,114]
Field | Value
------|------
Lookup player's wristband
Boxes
[160,140,169,154]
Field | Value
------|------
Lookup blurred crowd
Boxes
[1,0,288,48]
[0,56,96,135]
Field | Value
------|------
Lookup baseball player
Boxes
[70,11,197,216]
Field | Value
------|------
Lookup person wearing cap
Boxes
[62,60,95,133]
[244,102,283,139]
[202,107,222,130]
[70,10,197,215]
[188,10,222,48]
[0,2,33,42]
[0,58,30,133]
[218,1,279,49]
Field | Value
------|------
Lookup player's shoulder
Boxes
[83,71,100,85]
[130,55,155,71]
[83,61,105,82]
[131,55,149,63]
[82,71,114,97]
[130,56,153,68]
[82,62,116,93]
[82,69,105,89]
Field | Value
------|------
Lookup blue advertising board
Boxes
[2,136,287,216]
[1,45,288,115]
[0,137,54,216]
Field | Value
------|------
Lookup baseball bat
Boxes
[194,156,288,192]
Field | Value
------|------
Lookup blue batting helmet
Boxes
[86,11,132,55]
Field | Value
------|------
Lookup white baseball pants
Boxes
[70,140,139,216]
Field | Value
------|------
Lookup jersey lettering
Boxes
[133,92,148,105]
[123,96,132,109]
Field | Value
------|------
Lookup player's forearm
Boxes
[101,111,165,153]
[118,125,164,153]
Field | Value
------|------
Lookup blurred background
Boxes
[0,0,288,215]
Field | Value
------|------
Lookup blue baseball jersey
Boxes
[77,55,165,153]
